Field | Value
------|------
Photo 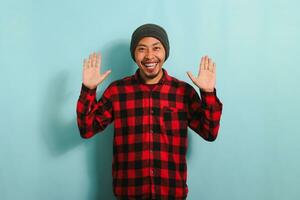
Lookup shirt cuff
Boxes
[81,83,97,92]
[199,88,218,105]
[79,83,97,102]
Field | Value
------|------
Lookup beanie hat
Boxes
[130,23,169,61]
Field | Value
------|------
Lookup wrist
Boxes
[82,83,97,90]
[200,88,214,92]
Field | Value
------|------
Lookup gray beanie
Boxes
[130,23,169,61]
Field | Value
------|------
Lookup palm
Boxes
[194,68,215,90]
[187,55,216,92]
[82,52,111,90]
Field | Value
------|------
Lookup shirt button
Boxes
[151,169,154,175]
[150,149,153,153]
[151,109,154,115]
[150,129,153,134]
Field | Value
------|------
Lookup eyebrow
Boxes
[136,42,161,47]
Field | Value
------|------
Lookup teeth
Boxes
[144,63,157,67]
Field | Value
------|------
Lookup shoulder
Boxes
[166,73,200,102]
[167,73,195,92]
[103,74,135,94]
[109,74,135,87]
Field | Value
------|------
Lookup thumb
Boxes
[98,70,111,84]
[187,71,197,84]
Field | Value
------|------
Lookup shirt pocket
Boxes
[161,106,188,136]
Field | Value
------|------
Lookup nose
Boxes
[145,49,154,59]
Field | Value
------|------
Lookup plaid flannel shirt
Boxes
[76,69,223,199]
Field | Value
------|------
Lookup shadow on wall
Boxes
[86,40,136,200]
[40,70,82,156]
[40,40,135,200]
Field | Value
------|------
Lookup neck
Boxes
[139,69,164,84]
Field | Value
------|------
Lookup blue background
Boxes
[1,0,299,199]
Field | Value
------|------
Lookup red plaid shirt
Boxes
[76,69,223,199]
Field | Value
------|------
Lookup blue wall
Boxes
[1,0,299,199]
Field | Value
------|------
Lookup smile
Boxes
[143,62,158,68]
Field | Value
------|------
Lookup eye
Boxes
[137,47,145,52]
[154,46,161,51]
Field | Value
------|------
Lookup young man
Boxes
[77,24,223,200]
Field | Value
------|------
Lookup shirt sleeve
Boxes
[76,83,114,138]
[187,87,223,141]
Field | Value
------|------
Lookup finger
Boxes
[89,53,93,62]
[204,56,209,70]
[208,58,213,72]
[92,52,97,68]
[199,57,204,76]
[96,53,101,69]
[99,70,111,83]
[88,53,93,68]
[212,62,216,73]
[186,71,197,85]
[83,59,88,69]
[88,57,92,68]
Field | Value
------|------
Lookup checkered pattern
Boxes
[76,69,223,199]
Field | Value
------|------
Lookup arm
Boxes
[76,52,112,139]
[76,84,113,139]
[187,55,223,141]
[187,87,222,141]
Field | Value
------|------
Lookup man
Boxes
[77,24,223,200]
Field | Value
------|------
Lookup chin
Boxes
[142,67,162,79]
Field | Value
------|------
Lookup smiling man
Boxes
[134,37,164,84]
[76,24,223,200]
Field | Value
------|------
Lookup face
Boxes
[134,37,166,84]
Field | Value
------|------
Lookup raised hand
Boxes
[187,55,216,92]
[82,52,111,90]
